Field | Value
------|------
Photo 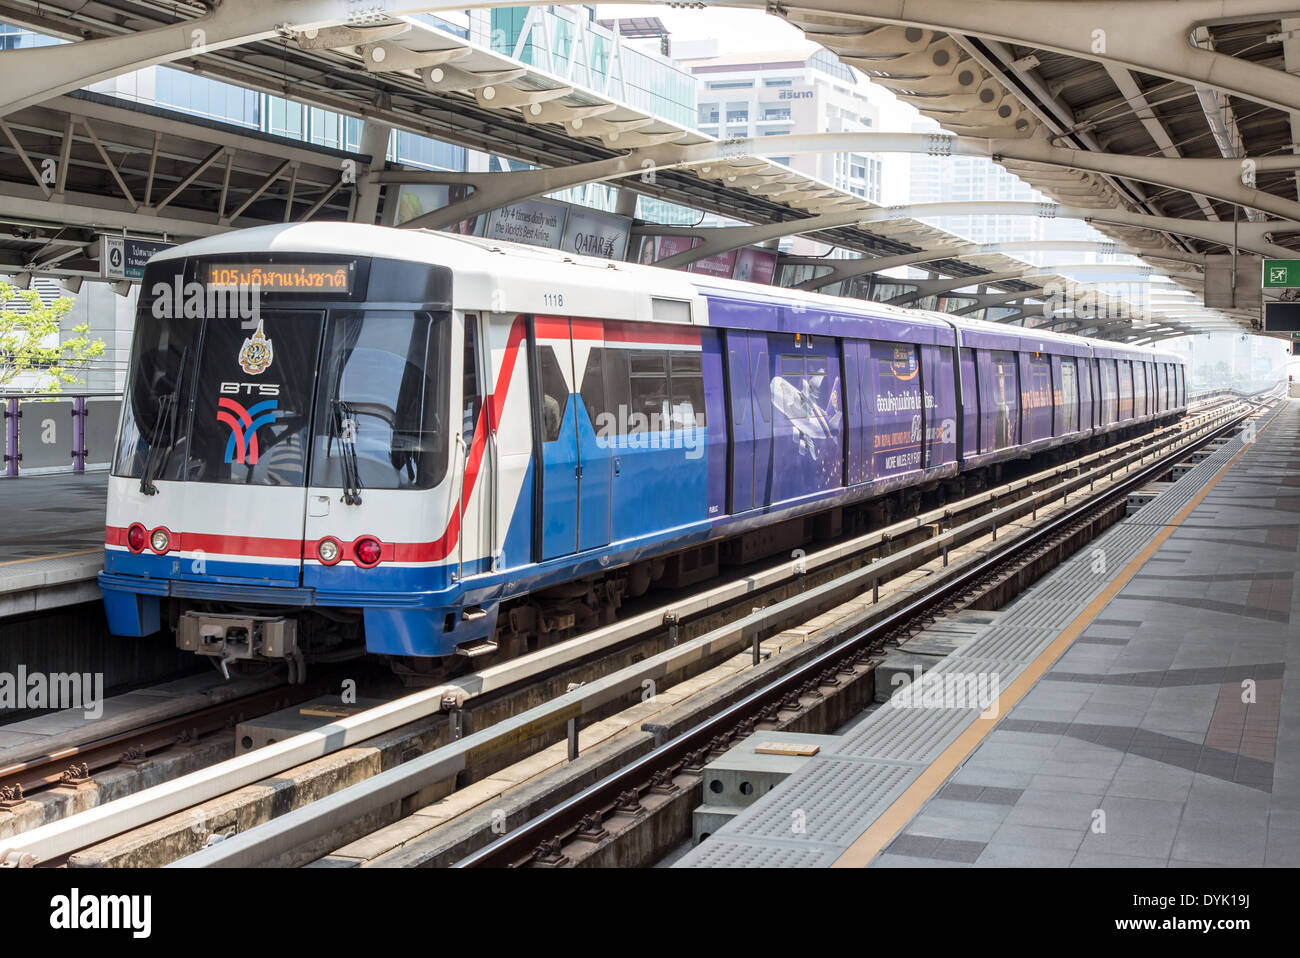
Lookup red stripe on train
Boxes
[535,316,702,347]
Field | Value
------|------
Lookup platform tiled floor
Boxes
[1,472,107,562]
[680,400,1300,868]
[0,471,107,610]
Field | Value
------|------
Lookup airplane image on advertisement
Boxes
[770,374,841,461]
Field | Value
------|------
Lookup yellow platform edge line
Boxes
[0,547,101,568]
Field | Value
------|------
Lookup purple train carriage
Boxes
[98,223,1187,679]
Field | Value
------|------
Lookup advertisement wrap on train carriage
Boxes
[865,342,957,480]
[768,337,843,500]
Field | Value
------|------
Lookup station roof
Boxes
[770,7,1300,337]
[0,2,1213,339]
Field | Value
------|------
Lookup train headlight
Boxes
[317,539,341,564]
[126,523,147,553]
[149,528,171,554]
[353,536,383,567]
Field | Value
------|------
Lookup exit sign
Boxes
[1264,260,1300,287]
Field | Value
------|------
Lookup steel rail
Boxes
[0,679,330,796]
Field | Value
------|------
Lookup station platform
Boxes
[678,399,1300,868]
[0,472,107,617]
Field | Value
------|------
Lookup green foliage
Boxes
[0,281,106,393]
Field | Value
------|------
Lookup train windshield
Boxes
[113,310,200,483]
[114,309,449,491]
[310,311,450,491]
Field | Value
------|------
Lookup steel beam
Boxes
[637,201,1295,269]
[389,128,1300,236]
[703,0,1300,115]
[689,132,1300,223]
[0,186,238,237]
[352,120,392,226]
[786,239,1175,291]
[0,1,479,118]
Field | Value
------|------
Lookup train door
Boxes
[189,308,325,586]
[1088,359,1100,429]
[572,319,613,552]
[923,344,956,467]
[959,347,979,460]
[604,322,709,541]
[749,333,774,508]
[726,329,755,513]
[532,316,582,560]
[842,339,868,485]
[1073,358,1085,431]
[770,338,843,501]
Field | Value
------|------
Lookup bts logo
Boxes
[217,396,279,465]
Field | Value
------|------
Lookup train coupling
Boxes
[177,612,302,681]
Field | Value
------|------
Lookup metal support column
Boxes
[4,398,19,476]
[71,397,87,474]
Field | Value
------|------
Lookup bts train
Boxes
[101,223,1187,681]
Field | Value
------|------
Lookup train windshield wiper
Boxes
[139,346,190,496]
[330,398,363,506]
[139,390,178,496]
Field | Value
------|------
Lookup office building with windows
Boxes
[680,42,884,205]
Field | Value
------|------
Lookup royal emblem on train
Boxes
[238,321,274,375]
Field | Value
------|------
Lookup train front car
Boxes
[100,227,465,678]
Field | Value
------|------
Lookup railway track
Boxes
[0,393,1263,866]
[455,396,1273,867]
[0,685,313,797]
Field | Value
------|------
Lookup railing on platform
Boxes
[1190,383,1284,404]
[1,392,122,477]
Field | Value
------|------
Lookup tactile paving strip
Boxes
[951,625,1060,662]
[709,759,916,846]
[678,411,1276,867]
[835,704,982,764]
[674,836,842,868]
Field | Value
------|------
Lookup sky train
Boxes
[100,223,1187,680]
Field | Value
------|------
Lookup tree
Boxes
[0,280,105,392]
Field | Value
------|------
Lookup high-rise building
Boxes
[907,118,1041,246]
[907,115,1109,267]
[681,42,884,205]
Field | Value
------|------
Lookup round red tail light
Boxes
[126,523,147,553]
[353,536,383,567]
